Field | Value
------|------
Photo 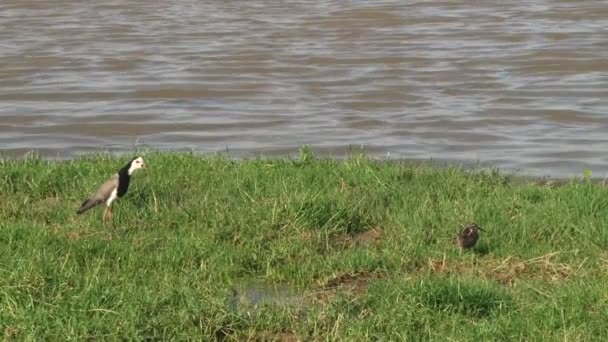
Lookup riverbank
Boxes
[1,152,607,340]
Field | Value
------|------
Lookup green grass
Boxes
[1,151,608,340]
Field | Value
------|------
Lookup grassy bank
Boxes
[1,151,608,340]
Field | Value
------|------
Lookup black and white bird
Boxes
[76,157,147,223]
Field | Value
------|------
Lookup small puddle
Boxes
[228,280,308,312]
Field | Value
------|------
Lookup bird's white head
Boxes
[128,156,147,175]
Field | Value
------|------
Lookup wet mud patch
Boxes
[251,331,299,342]
[314,271,386,304]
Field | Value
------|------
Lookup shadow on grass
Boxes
[416,278,512,317]
[472,243,490,256]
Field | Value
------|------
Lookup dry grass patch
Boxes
[334,227,384,248]
[426,252,578,286]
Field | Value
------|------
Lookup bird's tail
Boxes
[76,198,100,214]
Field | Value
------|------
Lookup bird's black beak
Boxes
[477,226,486,232]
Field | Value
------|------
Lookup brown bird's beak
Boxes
[141,162,147,169]
[477,226,485,232]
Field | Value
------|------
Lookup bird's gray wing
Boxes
[76,175,119,214]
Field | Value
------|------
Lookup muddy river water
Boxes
[1,1,607,176]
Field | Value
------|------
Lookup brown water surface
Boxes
[1,1,607,176]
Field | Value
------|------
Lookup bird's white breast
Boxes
[106,188,118,207]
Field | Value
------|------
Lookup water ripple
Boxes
[1,0,607,176]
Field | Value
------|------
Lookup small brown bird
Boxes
[456,223,485,249]
[76,157,147,224]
